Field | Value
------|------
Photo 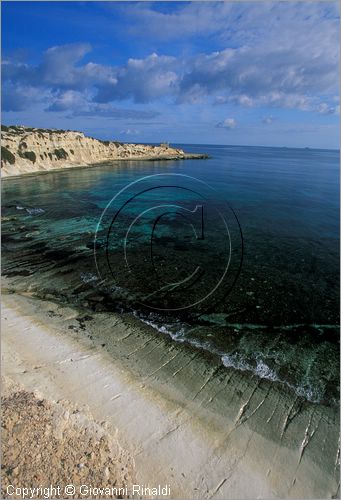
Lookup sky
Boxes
[2,1,340,148]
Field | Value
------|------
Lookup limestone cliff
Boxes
[1,125,207,177]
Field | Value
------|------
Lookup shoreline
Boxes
[2,289,339,499]
[1,153,209,179]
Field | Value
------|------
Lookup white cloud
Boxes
[317,102,340,115]
[120,128,139,136]
[216,118,236,129]
[47,90,159,120]
[2,3,339,116]
[121,2,235,41]
[47,90,87,111]
[95,53,179,103]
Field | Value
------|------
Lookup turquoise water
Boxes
[2,145,339,405]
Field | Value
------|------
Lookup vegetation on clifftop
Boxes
[1,124,74,135]
[99,139,123,147]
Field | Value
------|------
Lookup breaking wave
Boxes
[137,313,329,404]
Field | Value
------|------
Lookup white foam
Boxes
[133,314,324,404]
[15,205,45,215]
[80,272,99,284]
[255,359,278,381]
[27,208,45,215]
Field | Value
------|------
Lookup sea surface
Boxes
[2,144,339,406]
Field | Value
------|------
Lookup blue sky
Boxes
[2,1,340,148]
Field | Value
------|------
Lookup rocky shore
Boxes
[1,125,208,177]
[2,288,339,499]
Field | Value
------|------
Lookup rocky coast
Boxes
[1,125,207,177]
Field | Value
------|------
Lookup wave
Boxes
[221,353,323,403]
[80,272,99,284]
[136,313,331,405]
[16,205,45,215]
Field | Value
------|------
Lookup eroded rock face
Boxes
[1,125,190,177]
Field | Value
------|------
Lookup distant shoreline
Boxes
[1,125,208,178]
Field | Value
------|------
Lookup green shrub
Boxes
[48,152,53,160]
[53,148,68,160]
[70,149,74,155]
[1,146,16,164]
[8,125,24,133]
[1,125,9,132]
[19,151,36,163]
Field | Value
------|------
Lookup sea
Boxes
[2,144,339,406]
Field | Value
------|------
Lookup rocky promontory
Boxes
[1,125,207,177]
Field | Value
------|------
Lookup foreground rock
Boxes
[1,378,135,499]
[1,125,208,177]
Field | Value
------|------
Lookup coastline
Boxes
[2,288,339,499]
[1,154,208,179]
[1,125,208,178]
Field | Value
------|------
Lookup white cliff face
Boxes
[1,126,193,177]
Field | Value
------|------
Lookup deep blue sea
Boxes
[2,144,340,405]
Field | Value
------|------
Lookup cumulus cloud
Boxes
[2,81,51,112]
[317,102,340,115]
[2,83,34,112]
[94,53,179,103]
[216,118,236,130]
[2,3,339,117]
[3,44,96,89]
[3,46,178,112]
[178,41,338,110]
[46,90,160,119]
[120,128,139,136]
[46,90,87,112]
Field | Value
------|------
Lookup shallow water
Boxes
[2,144,339,405]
